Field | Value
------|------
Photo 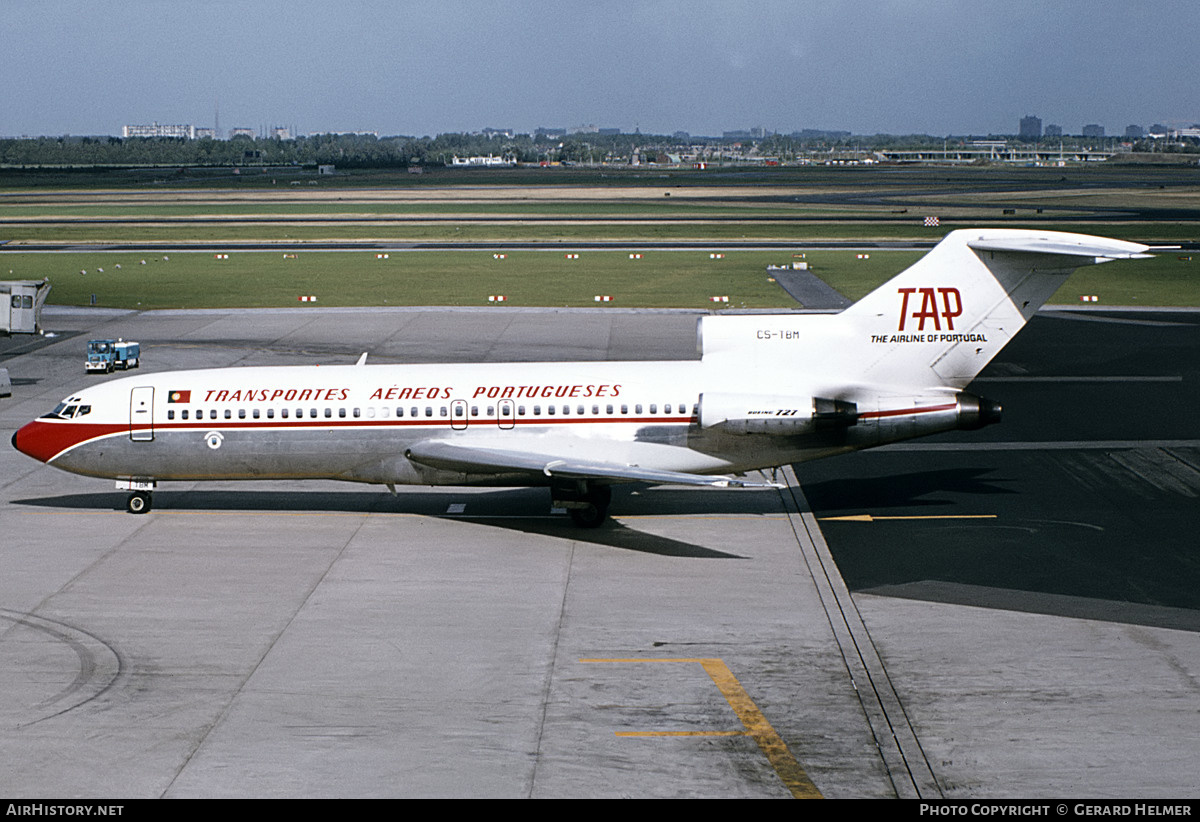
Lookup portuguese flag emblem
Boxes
[168,390,191,403]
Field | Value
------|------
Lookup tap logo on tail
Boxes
[897,287,962,331]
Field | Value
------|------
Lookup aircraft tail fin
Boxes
[840,229,1151,387]
[698,229,1152,391]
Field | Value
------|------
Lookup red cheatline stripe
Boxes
[858,403,957,420]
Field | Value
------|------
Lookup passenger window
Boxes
[562,405,570,415]
[353,408,361,418]
[547,405,555,415]
[394,407,402,417]
[267,408,274,419]
[439,407,447,418]
[224,409,232,419]
[339,408,347,418]
[182,409,189,420]
[606,404,613,414]
[621,404,628,414]
[649,404,657,414]
[324,408,332,418]
[253,409,261,419]
[210,410,218,420]
[425,407,433,417]
[533,405,541,416]
[238,409,246,419]
[281,409,289,419]
[167,410,175,420]
[518,405,525,416]
[635,404,643,414]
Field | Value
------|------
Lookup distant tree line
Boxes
[0,132,675,169]
[1,130,1193,170]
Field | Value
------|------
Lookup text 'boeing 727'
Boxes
[12,229,1154,525]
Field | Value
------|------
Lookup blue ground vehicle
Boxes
[86,339,140,374]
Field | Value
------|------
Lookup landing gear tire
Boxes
[566,485,611,528]
[127,491,152,514]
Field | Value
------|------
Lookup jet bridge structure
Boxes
[0,279,51,335]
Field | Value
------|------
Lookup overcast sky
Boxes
[3,0,1197,138]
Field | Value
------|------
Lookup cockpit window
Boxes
[42,402,92,420]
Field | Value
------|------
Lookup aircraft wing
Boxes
[405,440,782,488]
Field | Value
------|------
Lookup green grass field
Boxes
[6,248,1195,310]
[1,165,1196,308]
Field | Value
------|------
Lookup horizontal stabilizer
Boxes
[967,235,1152,261]
[406,440,781,488]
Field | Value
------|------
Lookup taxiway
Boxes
[0,305,1197,798]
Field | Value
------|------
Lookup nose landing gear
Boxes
[118,480,156,514]
[126,491,152,514]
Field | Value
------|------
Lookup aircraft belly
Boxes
[54,427,419,483]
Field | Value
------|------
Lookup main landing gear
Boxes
[552,481,612,528]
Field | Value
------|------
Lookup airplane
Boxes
[12,229,1155,526]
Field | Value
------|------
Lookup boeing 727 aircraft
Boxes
[12,229,1154,525]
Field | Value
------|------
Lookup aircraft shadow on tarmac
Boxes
[12,485,760,559]
[800,466,1019,513]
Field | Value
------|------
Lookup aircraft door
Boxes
[130,386,154,441]
[497,399,515,430]
[451,399,468,431]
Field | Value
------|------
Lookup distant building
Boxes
[450,154,514,167]
[1045,124,1063,137]
[1125,125,1145,139]
[122,122,195,139]
[534,127,566,139]
[1082,124,1105,138]
[270,126,291,140]
[229,128,256,139]
[1019,115,1042,140]
[193,127,215,139]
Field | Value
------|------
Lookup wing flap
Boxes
[405,440,781,488]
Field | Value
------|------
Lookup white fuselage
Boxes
[17,355,876,487]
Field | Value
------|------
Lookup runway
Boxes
[1,305,1197,798]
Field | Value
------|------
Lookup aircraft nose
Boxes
[12,419,58,464]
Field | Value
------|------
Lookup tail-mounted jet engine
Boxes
[698,393,858,435]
